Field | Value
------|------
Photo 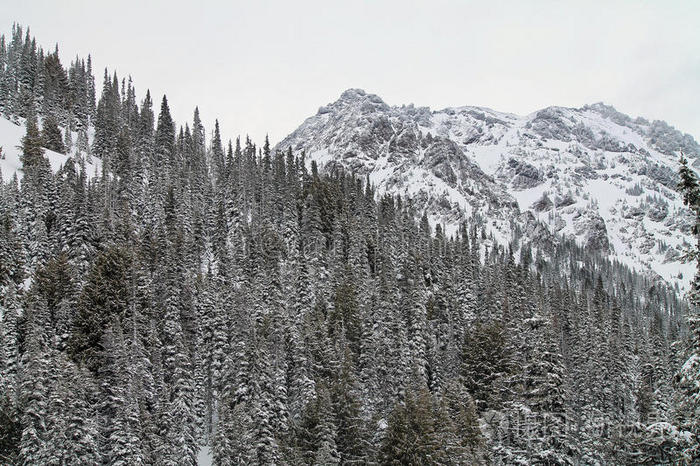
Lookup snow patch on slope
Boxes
[197,446,213,466]
[0,115,101,182]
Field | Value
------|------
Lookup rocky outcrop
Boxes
[277,89,700,289]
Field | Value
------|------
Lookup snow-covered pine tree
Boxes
[676,153,700,461]
[40,114,64,153]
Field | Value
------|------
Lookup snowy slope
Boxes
[457,103,696,290]
[0,115,101,182]
[277,90,698,291]
[277,89,542,253]
[197,446,213,466]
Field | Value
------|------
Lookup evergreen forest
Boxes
[0,25,699,465]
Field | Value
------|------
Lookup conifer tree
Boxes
[460,319,509,411]
[676,153,700,461]
[18,295,52,465]
[69,245,131,372]
[53,353,100,464]
[379,389,450,465]
[41,114,65,153]
[0,288,21,463]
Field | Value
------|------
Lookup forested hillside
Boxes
[0,25,698,464]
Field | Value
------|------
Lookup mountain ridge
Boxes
[277,88,699,290]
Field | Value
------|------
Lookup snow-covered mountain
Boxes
[277,89,698,290]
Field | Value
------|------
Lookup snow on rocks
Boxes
[277,90,699,291]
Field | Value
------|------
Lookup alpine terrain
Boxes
[278,88,699,292]
[1,25,699,465]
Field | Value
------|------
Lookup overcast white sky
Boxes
[3,0,699,146]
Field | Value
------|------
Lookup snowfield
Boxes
[0,115,102,182]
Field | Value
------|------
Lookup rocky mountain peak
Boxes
[278,90,698,290]
[317,88,389,116]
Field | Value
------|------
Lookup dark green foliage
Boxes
[0,211,24,289]
[440,382,483,458]
[331,278,362,354]
[35,254,75,315]
[379,389,466,465]
[41,115,65,153]
[21,115,45,169]
[155,95,175,171]
[69,246,131,373]
[0,389,21,464]
[679,154,700,213]
[460,320,509,410]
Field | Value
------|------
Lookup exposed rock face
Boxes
[501,158,543,190]
[532,193,553,212]
[279,90,520,235]
[277,90,700,290]
[573,210,610,253]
